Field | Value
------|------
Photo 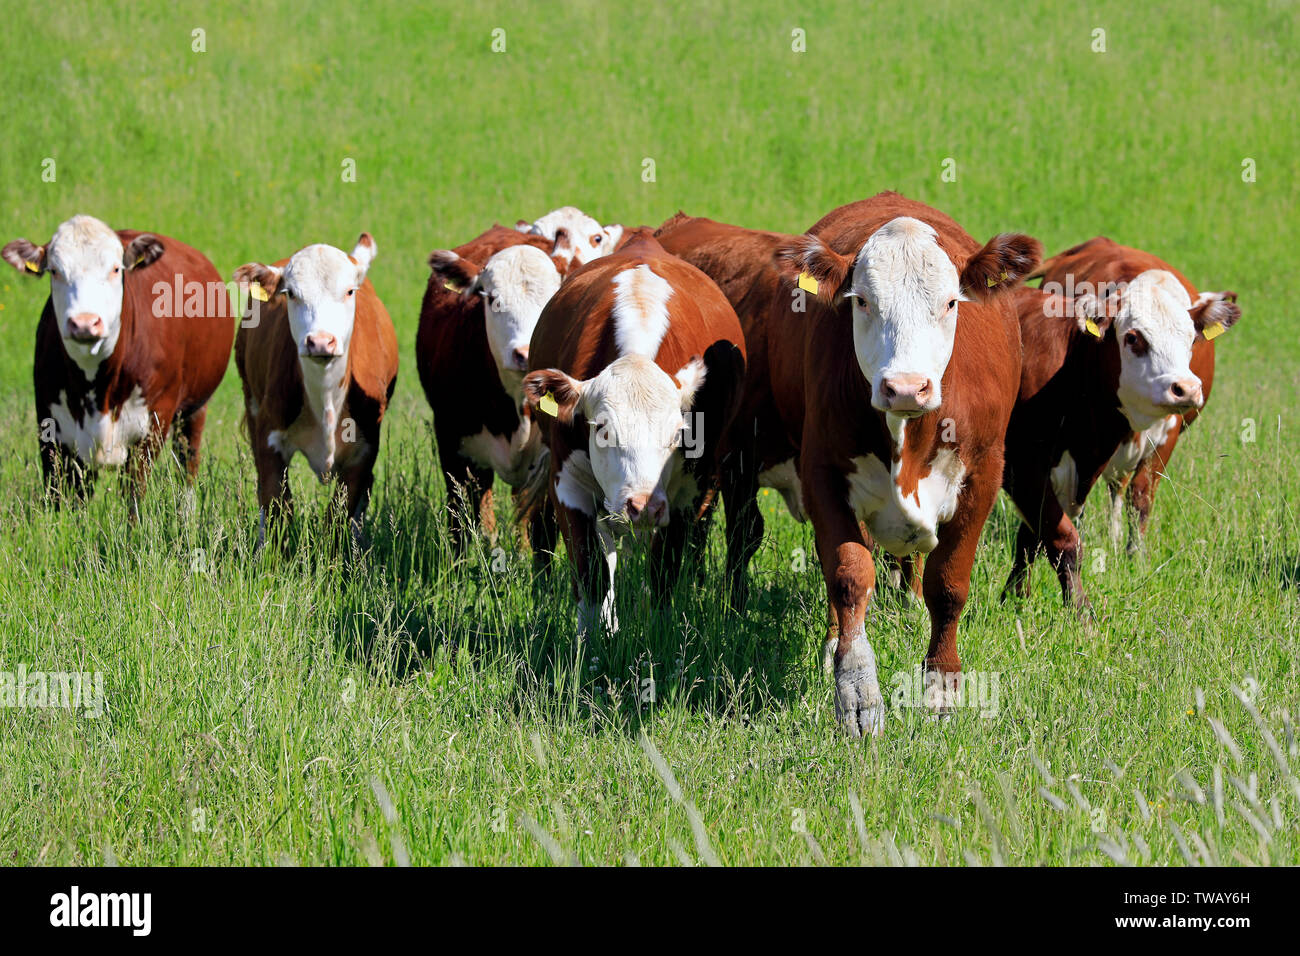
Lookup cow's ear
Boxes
[350,232,376,282]
[1072,290,1116,339]
[960,233,1042,300]
[428,250,482,298]
[552,227,574,262]
[2,238,47,276]
[515,219,532,233]
[602,224,625,250]
[1190,290,1240,341]
[674,356,707,411]
[123,234,164,271]
[232,262,284,299]
[774,235,851,304]
[522,368,584,424]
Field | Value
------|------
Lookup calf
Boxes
[1029,238,1240,552]
[773,194,1039,736]
[418,225,567,555]
[233,234,398,545]
[3,214,233,517]
[521,231,746,635]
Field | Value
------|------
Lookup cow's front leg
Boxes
[553,492,617,639]
[809,481,882,737]
[340,457,377,550]
[920,492,994,714]
[125,410,172,524]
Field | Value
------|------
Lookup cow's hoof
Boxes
[835,642,885,737]
[922,668,960,716]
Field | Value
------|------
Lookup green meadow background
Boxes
[0,1,1296,865]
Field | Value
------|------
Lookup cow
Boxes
[658,195,1039,736]
[520,230,746,636]
[417,224,569,558]
[1028,238,1241,554]
[2,214,233,518]
[232,233,398,548]
[517,206,625,267]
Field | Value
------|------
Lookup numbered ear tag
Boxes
[1084,318,1102,338]
[249,283,269,302]
[538,392,559,417]
[1202,322,1225,341]
[797,271,819,295]
[24,260,39,273]
[443,280,463,293]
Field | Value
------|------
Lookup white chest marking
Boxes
[1050,451,1083,519]
[1102,414,1179,486]
[49,386,152,467]
[846,447,966,555]
[266,360,361,479]
[758,458,806,521]
[458,416,539,487]
[553,450,600,516]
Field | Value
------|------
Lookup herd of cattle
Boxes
[2,195,1241,735]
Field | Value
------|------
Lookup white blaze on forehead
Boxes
[479,245,561,382]
[1113,269,1199,429]
[527,206,613,265]
[848,217,962,408]
[611,263,673,357]
[45,215,128,374]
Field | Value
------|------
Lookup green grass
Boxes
[0,0,1297,865]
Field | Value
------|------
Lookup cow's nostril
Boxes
[881,382,897,400]
[1171,383,1185,399]
[511,346,529,368]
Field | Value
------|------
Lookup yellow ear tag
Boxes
[24,260,39,273]
[797,271,819,295]
[1202,322,1225,341]
[443,280,464,293]
[249,283,269,302]
[538,392,559,417]
[1084,318,1102,338]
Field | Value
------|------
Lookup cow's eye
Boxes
[947,298,958,311]
[111,265,121,277]
[346,288,356,298]
[1124,331,1139,348]
[592,234,603,246]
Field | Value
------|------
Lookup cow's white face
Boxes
[250,237,374,363]
[2,215,168,376]
[526,354,705,527]
[1109,269,1202,429]
[526,206,620,266]
[847,218,961,417]
[475,245,561,395]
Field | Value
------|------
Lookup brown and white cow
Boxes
[1029,238,1240,553]
[233,234,398,547]
[663,196,1038,735]
[417,224,569,556]
[2,214,234,517]
[521,230,746,636]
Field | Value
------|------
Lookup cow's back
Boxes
[122,231,232,409]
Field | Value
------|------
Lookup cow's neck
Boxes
[298,354,351,440]
[58,325,126,412]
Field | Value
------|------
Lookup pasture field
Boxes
[0,0,1297,866]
